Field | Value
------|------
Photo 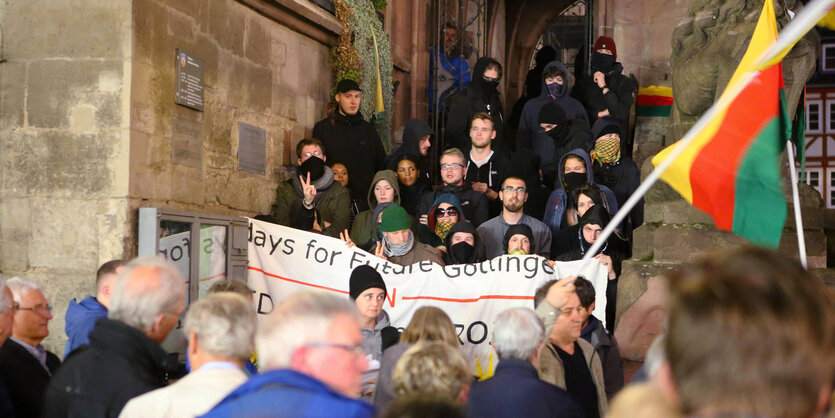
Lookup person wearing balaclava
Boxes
[517,60,589,150]
[509,45,557,130]
[542,149,619,238]
[272,138,350,238]
[533,101,593,188]
[445,57,509,154]
[571,36,637,152]
[590,121,643,244]
[348,265,400,400]
[351,170,407,252]
[378,205,445,267]
[442,221,483,265]
[555,205,624,333]
[502,224,535,256]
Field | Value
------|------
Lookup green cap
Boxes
[379,205,411,232]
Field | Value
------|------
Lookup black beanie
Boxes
[349,265,387,300]
[502,224,535,254]
[537,102,568,125]
[595,124,622,140]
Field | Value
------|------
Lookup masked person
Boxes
[534,102,593,188]
[379,205,445,267]
[445,57,508,154]
[552,184,621,257]
[351,170,404,251]
[418,193,467,251]
[543,149,618,237]
[502,224,535,256]
[517,61,589,150]
[571,37,637,148]
[590,122,643,240]
[272,138,350,237]
[443,221,482,265]
[509,46,558,130]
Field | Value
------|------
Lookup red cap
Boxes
[594,36,617,59]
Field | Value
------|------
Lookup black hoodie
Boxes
[571,61,637,137]
[443,221,484,265]
[444,57,507,154]
[388,118,434,184]
[517,61,589,150]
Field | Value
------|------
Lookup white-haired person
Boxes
[43,256,186,418]
[467,307,582,417]
[0,277,61,418]
[203,291,374,418]
[120,292,257,417]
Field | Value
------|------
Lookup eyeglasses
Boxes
[301,151,323,159]
[502,186,526,194]
[17,304,52,314]
[435,207,459,217]
[305,342,365,357]
[440,163,463,171]
[483,76,500,83]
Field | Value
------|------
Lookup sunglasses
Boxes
[435,207,459,217]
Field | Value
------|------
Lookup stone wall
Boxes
[127,0,335,252]
[0,0,133,354]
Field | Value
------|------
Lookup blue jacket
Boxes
[63,296,108,357]
[544,148,619,236]
[466,358,584,418]
[201,369,375,418]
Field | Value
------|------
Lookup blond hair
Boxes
[400,306,458,347]
[392,341,471,400]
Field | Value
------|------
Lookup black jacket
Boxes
[418,183,489,227]
[313,111,387,200]
[581,315,625,400]
[445,57,507,153]
[534,119,593,179]
[43,318,177,418]
[517,61,589,150]
[388,118,433,184]
[465,150,510,217]
[571,63,636,135]
[0,339,61,418]
[593,156,644,228]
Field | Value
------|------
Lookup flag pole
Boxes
[581,0,832,260]
[786,139,808,268]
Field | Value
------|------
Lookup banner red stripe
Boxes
[248,266,349,295]
[401,295,534,303]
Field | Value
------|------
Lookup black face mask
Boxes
[563,171,587,191]
[449,241,475,263]
[299,156,325,181]
[591,52,615,73]
[484,79,500,90]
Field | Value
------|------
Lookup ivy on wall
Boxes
[330,0,394,151]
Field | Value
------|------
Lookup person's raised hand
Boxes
[594,254,616,280]
[340,229,356,248]
[545,276,576,310]
[374,241,388,261]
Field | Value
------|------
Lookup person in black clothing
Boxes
[445,57,507,153]
[464,112,509,217]
[508,46,558,130]
[590,122,643,245]
[574,276,625,401]
[390,154,429,217]
[388,119,434,186]
[551,183,612,257]
[535,101,594,188]
[442,221,483,265]
[517,61,589,150]
[313,79,387,201]
[571,37,637,149]
[43,256,185,418]
[555,206,624,332]
[418,148,489,227]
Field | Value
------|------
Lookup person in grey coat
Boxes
[477,176,552,258]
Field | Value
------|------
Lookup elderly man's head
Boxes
[108,256,186,343]
[492,307,545,365]
[184,292,256,370]
[257,291,367,397]
[7,277,52,347]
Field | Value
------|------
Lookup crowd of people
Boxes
[0,35,831,418]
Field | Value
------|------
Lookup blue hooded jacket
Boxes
[63,296,108,357]
[543,148,619,236]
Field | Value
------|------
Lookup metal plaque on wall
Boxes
[238,122,266,175]
[175,49,205,111]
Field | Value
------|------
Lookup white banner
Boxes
[247,218,607,378]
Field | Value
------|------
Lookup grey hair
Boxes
[184,293,256,362]
[109,256,185,332]
[6,277,44,303]
[257,291,360,371]
[492,307,545,361]
[0,279,11,313]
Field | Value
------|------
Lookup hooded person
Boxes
[445,57,508,154]
[534,102,594,187]
[543,148,618,237]
[351,170,405,251]
[502,224,535,256]
[571,37,636,144]
[349,265,401,400]
[442,221,483,265]
[517,60,589,150]
[590,121,643,236]
[417,193,467,250]
[551,184,610,257]
[379,205,445,267]
[389,153,430,217]
[272,138,350,238]
[509,45,558,130]
[388,119,434,185]
[555,205,624,332]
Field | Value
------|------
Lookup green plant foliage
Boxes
[332,0,394,152]
[371,0,387,11]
